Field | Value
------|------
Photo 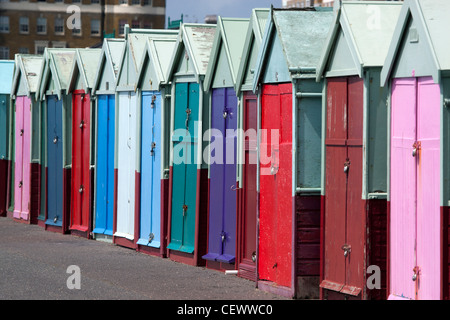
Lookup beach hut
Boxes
[316,1,402,300]
[10,55,43,224]
[37,48,76,234]
[380,0,450,300]
[91,38,125,242]
[202,17,249,271]
[165,23,216,266]
[0,60,14,217]
[252,7,333,299]
[135,33,178,257]
[67,48,102,238]
[114,26,178,249]
[234,8,270,282]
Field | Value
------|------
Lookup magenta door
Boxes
[390,77,441,300]
[13,96,31,221]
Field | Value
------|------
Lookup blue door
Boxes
[94,94,115,235]
[46,96,63,226]
[138,91,162,248]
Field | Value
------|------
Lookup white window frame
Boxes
[19,16,29,34]
[90,19,100,36]
[54,18,64,35]
[37,17,47,35]
[0,16,9,33]
[0,46,9,60]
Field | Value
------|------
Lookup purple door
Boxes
[203,87,238,264]
[390,77,441,300]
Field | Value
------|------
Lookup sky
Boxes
[165,0,284,27]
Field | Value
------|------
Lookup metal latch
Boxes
[53,136,58,144]
[182,204,188,217]
[150,142,156,156]
[54,216,58,223]
[412,141,421,157]
[20,129,24,136]
[79,185,84,194]
[344,159,350,173]
[185,108,191,129]
[223,108,228,119]
[79,120,85,129]
[342,244,352,257]
[151,95,156,108]
[18,181,23,188]
[220,232,226,243]
[252,252,257,263]
[412,266,420,282]
[148,233,155,244]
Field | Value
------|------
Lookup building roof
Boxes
[317,0,403,81]
[37,48,77,100]
[166,23,217,82]
[11,54,44,97]
[0,60,15,95]
[253,7,334,90]
[68,48,102,93]
[381,0,450,85]
[204,17,250,92]
[93,38,126,94]
[116,26,178,90]
[235,8,270,95]
[136,35,178,91]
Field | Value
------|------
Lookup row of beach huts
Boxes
[0,0,449,300]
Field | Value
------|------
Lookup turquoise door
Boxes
[94,94,115,235]
[138,91,162,248]
[168,82,199,253]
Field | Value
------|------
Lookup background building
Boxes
[282,0,402,9]
[0,0,166,59]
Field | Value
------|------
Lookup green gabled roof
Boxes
[253,7,334,91]
[381,0,450,85]
[235,8,270,95]
[166,23,217,82]
[204,17,250,92]
[136,35,178,91]
[116,25,178,90]
[317,1,403,81]
[11,54,43,97]
[37,48,77,101]
[68,48,102,93]
[93,38,126,94]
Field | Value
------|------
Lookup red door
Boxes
[322,77,364,298]
[259,83,292,288]
[71,91,91,233]
[238,92,258,280]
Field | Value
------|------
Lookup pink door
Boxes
[13,96,31,221]
[390,77,441,300]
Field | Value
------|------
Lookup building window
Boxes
[91,19,100,36]
[54,18,64,34]
[54,0,63,2]
[19,17,29,34]
[52,41,66,48]
[131,19,140,28]
[72,19,81,35]
[119,0,127,4]
[19,47,29,54]
[72,0,81,3]
[37,17,47,34]
[131,0,140,4]
[0,16,9,33]
[143,0,150,5]
[118,19,126,35]
[91,0,99,3]
[143,21,152,29]
[35,41,48,54]
[0,47,9,60]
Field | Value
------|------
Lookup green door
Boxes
[168,82,199,253]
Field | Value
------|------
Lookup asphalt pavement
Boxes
[0,217,287,301]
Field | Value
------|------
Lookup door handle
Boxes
[342,244,352,257]
[344,159,350,173]
[412,142,421,157]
